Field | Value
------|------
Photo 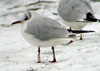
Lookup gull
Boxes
[11,10,94,63]
[58,0,100,40]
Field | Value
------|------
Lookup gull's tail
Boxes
[67,29,95,34]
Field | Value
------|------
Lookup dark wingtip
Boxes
[98,20,100,22]
[67,29,95,34]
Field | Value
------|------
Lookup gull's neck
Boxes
[21,12,41,33]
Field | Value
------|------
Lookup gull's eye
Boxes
[24,11,31,21]
[24,15,29,20]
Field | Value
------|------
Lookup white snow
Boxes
[1,0,100,71]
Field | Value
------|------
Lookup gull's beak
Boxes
[11,21,22,25]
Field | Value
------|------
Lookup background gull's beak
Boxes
[11,21,22,25]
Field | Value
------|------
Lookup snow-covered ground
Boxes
[1,0,100,71]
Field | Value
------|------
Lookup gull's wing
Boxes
[58,0,95,22]
[25,17,70,41]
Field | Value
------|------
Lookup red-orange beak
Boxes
[11,21,22,25]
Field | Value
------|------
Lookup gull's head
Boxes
[11,11,40,25]
[11,10,41,25]
[11,10,31,25]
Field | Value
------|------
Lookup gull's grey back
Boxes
[25,15,69,41]
[58,0,94,22]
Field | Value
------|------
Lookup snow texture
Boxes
[0,0,100,71]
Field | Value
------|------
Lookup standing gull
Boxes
[11,10,94,63]
[58,0,100,40]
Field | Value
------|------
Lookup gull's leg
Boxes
[80,33,83,40]
[67,27,73,45]
[80,29,83,40]
[67,40,74,45]
[70,27,72,30]
[37,46,41,63]
[49,46,56,63]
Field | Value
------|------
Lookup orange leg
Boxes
[70,27,72,30]
[67,40,74,45]
[80,33,83,40]
[80,29,83,40]
[68,27,74,44]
